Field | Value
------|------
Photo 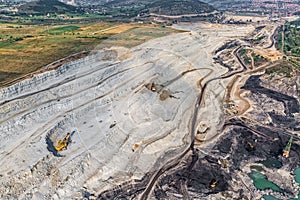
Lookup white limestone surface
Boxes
[0,23,253,199]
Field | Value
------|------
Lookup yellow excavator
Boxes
[210,179,218,188]
[55,132,71,151]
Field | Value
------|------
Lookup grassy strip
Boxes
[0,23,177,86]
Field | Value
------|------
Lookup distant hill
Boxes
[18,0,80,15]
[103,0,152,7]
[146,0,215,16]
[101,0,216,17]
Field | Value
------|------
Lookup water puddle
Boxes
[249,171,283,192]
[294,168,300,185]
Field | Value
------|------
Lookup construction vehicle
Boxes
[283,135,293,158]
[247,141,254,149]
[218,159,228,168]
[150,83,156,92]
[210,179,218,188]
[55,132,71,151]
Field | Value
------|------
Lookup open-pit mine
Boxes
[0,23,299,200]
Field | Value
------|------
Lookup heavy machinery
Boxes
[55,132,71,151]
[247,141,255,149]
[283,135,293,158]
[210,179,218,188]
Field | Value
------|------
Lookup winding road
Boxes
[139,41,252,200]
[139,22,287,199]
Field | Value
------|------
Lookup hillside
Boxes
[101,0,215,17]
[18,0,80,15]
[146,0,215,16]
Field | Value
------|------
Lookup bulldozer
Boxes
[55,132,71,151]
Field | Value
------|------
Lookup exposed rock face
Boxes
[0,24,254,199]
[243,75,299,116]
[1,21,299,200]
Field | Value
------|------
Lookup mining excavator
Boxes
[210,179,218,188]
[55,132,71,151]
[283,135,293,158]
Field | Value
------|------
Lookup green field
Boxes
[0,22,178,86]
[45,25,79,35]
[275,19,300,71]
[276,20,300,57]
